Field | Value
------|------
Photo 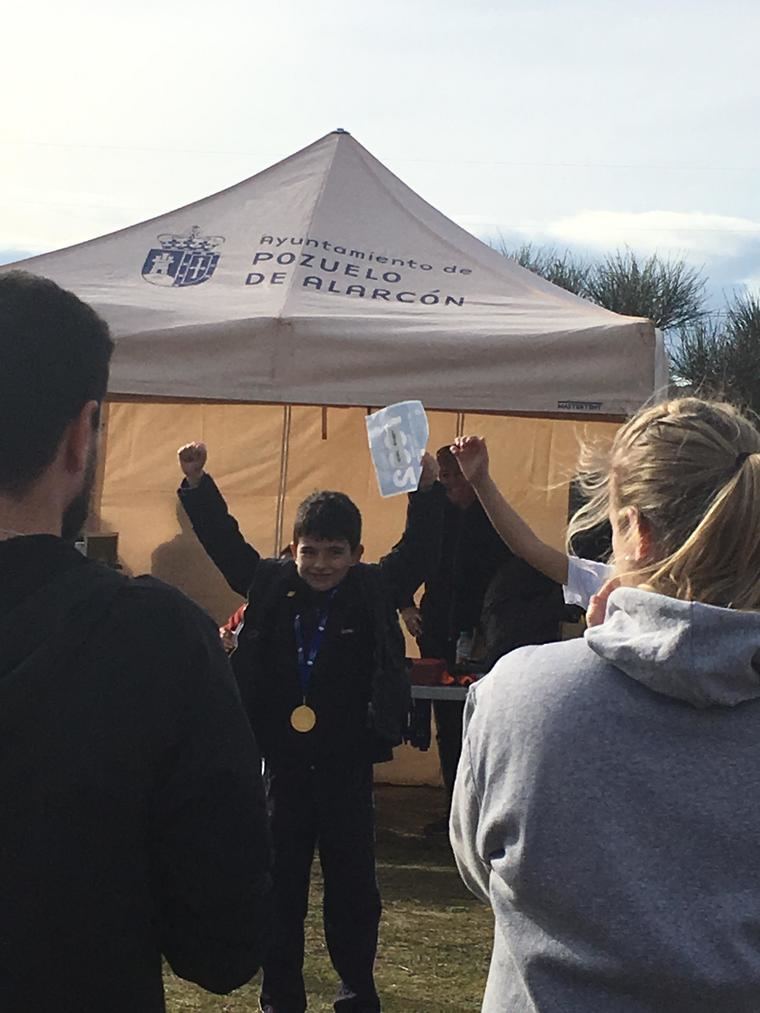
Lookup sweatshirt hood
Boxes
[585,587,760,708]
[0,542,121,681]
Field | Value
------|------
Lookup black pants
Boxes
[432,699,465,807]
[260,759,381,1013]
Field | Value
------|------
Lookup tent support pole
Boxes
[88,401,111,533]
[274,405,292,555]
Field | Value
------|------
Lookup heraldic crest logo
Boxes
[142,225,225,287]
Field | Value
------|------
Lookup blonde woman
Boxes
[450,398,760,1012]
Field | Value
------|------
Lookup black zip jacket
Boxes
[394,483,515,664]
[0,536,271,1013]
[178,475,439,765]
[478,555,564,669]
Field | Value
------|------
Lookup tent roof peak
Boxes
[0,130,664,415]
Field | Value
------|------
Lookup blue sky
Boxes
[3,0,759,305]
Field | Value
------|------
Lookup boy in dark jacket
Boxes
[177,442,438,1013]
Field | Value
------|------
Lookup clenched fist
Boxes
[418,451,440,492]
[177,442,208,488]
[400,605,423,639]
[451,436,489,487]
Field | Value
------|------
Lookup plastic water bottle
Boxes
[455,630,473,667]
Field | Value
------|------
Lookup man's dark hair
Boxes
[436,445,457,467]
[293,491,362,550]
[0,271,114,495]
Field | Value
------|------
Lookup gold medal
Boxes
[290,704,317,733]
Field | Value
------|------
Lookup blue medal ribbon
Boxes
[293,590,336,701]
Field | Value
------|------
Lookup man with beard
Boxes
[0,272,271,1013]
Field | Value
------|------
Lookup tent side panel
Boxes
[467,415,620,551]
[96,400,285,622]
[93,400,620,786]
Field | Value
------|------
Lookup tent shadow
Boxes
[375,825,452,865]
[376,846,476,908]
[150,502,242,622]
[373,789,479,908]
[83,505,135,577]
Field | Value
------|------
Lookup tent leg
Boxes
[88,401,111,533]
[274,405,292,556]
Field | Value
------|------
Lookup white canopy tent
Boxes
[4,129,664,415]
[3,132,663,784]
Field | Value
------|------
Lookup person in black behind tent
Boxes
[478,554,564,672]
[0,272,271,1013]
[177,443,440,1013]
[397,445,515,834]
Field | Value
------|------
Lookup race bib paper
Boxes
[366,401,429,498]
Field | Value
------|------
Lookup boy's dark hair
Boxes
[0,271,114,495]
[293,491,362,550]
[436,445,457,467]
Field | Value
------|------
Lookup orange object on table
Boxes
[408,658,447,686]
[408,659,478,688]
[441,670,478,687]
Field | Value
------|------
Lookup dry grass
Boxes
[164,785,492,1012]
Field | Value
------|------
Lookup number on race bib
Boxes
[366,400,429,499]
[392,466,416,488]
[384,422,412,469]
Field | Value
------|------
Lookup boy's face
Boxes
[291,536,363,591]
[438,457,476,510]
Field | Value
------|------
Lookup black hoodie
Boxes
[0,536,270,1013]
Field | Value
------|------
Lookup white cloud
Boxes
[0,199,142,259]
[530,210,760,261]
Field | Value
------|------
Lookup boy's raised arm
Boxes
[378,452,444,606]
[176,442,261,597]
[452,437,569,586]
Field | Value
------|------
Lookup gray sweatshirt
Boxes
[451,587,760,1012]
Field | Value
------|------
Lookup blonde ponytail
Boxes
[568,398,760,610]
